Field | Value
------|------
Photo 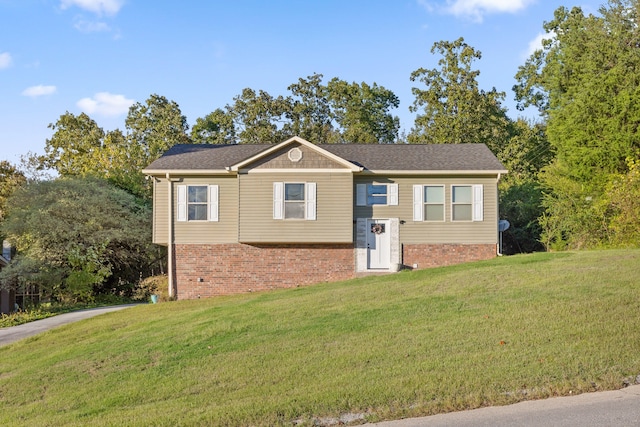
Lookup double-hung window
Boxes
[273,182,316,220]
[451,185,483,221]
[413,184,483,222]
[356,183,398,206]
[423,185,445,221]
[176,185,219,222]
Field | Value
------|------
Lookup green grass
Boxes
[1,249,639,426]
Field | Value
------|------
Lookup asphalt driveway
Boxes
[0,304,139,347]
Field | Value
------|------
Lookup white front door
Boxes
[367,219,391,270]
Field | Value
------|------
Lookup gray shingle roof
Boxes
[321,144,505,171]
[143,143,506,173]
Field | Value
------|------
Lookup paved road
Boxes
[370,384,640,426]
[0,304,139,347]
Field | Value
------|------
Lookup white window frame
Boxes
[177,184,219,222]
[273,182,316,220]
[413,184,483,222]
[356,183,398,206]
[451,184,483,222]
[423,185,445,222]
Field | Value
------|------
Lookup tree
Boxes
[42,112,105,175]
[0,178,158,302]
[125,94,191,160]
[514,0,640,249]
[227,88,291,144]
[191,108,236,144]
[42,94,190,199]
[408,38,512,155]
[0,161,26,222]
[195,74,401,144]
[607,158,640,246]
[498,119,553,253]
[327,78,400,144]
[286,73,338,143]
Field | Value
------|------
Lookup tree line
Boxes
[1,0,638,304]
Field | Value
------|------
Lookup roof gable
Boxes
[229,137,362,172]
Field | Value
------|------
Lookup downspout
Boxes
[166,173,175,298]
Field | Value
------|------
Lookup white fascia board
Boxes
[357,169,508,175]
[243,168,354,174]
[141,169,235,176]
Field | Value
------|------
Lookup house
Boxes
[142,136,507,299]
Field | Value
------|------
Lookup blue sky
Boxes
[1,0,603,164]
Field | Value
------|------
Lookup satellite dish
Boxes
[499,220,510,232]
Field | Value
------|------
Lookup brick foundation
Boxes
[402,243,497,269]
[172,242,497,300]
[173,243,355,299]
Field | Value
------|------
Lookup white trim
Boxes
[305,182,316,220]
[473,184,483,221]
[243,168,354,174]
[388,183,398,206]
[451,184,483,222]
[143,169,233,175]
[359,183,397,206]
[423,185,445,222]
[356,217,401,272]
[413,184,423,221]
[177,185,187,222]
[358,169,507,175]
[208,185,219,222]
[273,182,284,220]
[229,136,363,172]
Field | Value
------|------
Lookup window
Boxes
[452,185,483,221]
[177,185,219,222]
[452,185,472,221]
[424,185,444,221]
[413,184,483,222]
[284,183,305,219]
[356,183,398,206]
[273,182,316,220]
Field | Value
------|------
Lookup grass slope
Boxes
[1,250,639,426]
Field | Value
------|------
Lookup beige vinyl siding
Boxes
[249,142,345,170]
[152,178,169,245]
[239,172,353,243]
[153,175,239,245]
[354,175,499,245]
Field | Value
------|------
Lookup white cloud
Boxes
[77,92,134,116]
[0,52,12,69]
[526,32,545,57]
[74,19,111,33]
[22,85,57,97]
[441,0,536,22]
[60,0,124,16]
[524,31,556,58]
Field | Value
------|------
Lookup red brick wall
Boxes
[174,243,355,299]
[402,244,497,269]
[172,243,496,299]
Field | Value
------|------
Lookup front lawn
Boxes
[1,249,639,426]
